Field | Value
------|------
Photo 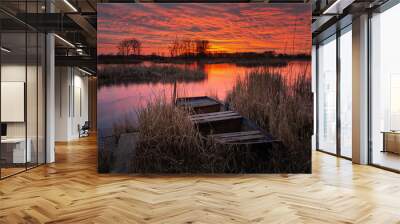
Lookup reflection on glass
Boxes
[371,3,400,171]
[38,33,46,165]
[340,28,352,158]
[1,31,27,177]
[0,1,47,179]
[390,75,400,130]
[98,61,310,134]
[27,31,38,169]
[317,36,337,154]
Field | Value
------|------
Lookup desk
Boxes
[1,138,31,163]
[382,131,400,154]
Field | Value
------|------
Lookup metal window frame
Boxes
[367,0,400,173]
[315,22,353,161]
[0,0,47,180]
[316,0,400,172]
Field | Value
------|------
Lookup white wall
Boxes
[1,64,25,81]
[1,63,46,164]
[1,64,42,138]
[1,64,26,138]
[55,67,89,141]
[1,82,25,122]
[55,66,70,141]
[73,73,89,138]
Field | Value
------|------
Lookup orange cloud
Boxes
[98,3,311,55]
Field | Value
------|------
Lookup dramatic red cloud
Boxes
[98,3,311,55]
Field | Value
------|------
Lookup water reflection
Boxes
[98,61,310,134]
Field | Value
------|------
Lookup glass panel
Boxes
[0,1,46,178]
[371,4,400,171]
[38,32,45,165]
[27,30,38,169]
[26,0,39,169]
[317,35,337,154]
[74,85,82,137]
[1,30,27,177]
[339,27,352,158]
[312,45,317,151]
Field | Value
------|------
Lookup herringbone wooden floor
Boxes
[1,135,400,224]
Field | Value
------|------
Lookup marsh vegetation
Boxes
[98,64,206,86]
[98,37,312,173]
[226,66,313,172]
[100,64,312,173]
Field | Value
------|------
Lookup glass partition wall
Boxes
[339,26,352,158]
[316,25,352,159]
[0,4,46,179]
[317,35,337,155]
[0,30,27,177]
[370,3,400,171]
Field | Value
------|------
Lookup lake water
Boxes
[98,61,310,136]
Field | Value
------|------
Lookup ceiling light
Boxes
[76,48,85,55]
[63,0,78,12]
[54,34,75,48]
[1,47,11,53]
[322,0,355,15]
[78,67,93,76]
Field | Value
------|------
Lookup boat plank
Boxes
[190,111,242,124]
[210,131,262,138]
[190,111,238,118]
[178,96,279,146]
[176,96,223,114]
[190,114,240,121]
[214,134,265,142]
[191,115,242,124]
[217,134,265,141]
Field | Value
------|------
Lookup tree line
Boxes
[168,38,210,57]
[113,37,310,60]
[117,39,141,56]
[117,37,210,57]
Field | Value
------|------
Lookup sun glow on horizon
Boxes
[98,3,311,56]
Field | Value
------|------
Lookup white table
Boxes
[1,138,31,163]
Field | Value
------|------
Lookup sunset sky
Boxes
[97,3,311,56]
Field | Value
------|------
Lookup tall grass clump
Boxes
[226,66,313,173]
[98,64,206,86]
[130,98,207,173]
[125,97,284,173]
[129,98,238,173]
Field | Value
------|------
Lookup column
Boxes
[352,14,369,164]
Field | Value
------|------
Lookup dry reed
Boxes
[105,65,312,173]
[226,66,312,172]
[98,64,205,86]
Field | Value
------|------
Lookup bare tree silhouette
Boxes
[168,38,210,57]
[117,38,141,56]
[195,40,209,56]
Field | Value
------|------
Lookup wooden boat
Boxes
[190,111,242,134]
[175,96,223,114]
[190,111,279,145]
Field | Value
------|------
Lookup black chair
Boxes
[79,121,90,138]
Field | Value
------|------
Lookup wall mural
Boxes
[97,3,312,173]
